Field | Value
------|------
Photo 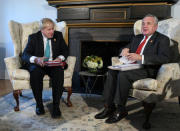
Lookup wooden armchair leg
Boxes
[178,96,180,105]
[66,87,72,107]
[142,102,156,129]
[13,90,22,111]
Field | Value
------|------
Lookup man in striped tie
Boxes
[95,14,171,124]
[22,18,68,118]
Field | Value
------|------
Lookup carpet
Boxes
[0,90,180,131]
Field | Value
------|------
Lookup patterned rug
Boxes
[0,90,180,131]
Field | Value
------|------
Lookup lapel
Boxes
[51,32,57,58]
[37,31,44,55]
[136,35,144,47]
[132,35,144,52]
[143,32,158,52]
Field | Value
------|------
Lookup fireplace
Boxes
[47,0,177,93]
[67,26,134,92]
[79,40,129,94]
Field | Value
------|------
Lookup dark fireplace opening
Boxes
[79,41,128,94]
[81,41,128,73]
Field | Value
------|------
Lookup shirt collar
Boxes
[41,32,49,42]
[144,34,152,38]
[144,35,152,41]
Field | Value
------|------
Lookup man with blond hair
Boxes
[22,18,68,118]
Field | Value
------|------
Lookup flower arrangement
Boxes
[83,55,103,73]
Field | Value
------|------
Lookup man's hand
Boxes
[120,48,130,57]
[126,53,142,61]
[34,57,46,67]
[53,58,62,62]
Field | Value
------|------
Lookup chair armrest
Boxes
[111,57,123,66]
[64,56,76,78]
[132,63,180,102]
[4,56,21,80]
[133,78,158,91]
[156,63,180,94]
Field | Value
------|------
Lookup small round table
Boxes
[79,71,105,96]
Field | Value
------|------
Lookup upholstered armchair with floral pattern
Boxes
[112,18,180,129]
[4,20,76,111]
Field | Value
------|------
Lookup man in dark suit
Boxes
[94,14,171,123]
[22,18,68,118]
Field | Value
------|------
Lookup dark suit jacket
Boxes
[22,31,68,72]
[125,31,171,77]
[128,31,170,65]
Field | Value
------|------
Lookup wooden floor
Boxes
[0,80,13,97]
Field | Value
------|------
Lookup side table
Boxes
[79,71,105,96]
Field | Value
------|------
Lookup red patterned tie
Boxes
[136,36,148,54]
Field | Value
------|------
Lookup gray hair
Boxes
[39,18,55,30]
[143,14,159,25]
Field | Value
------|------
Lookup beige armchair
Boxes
[4,20,76,111]
[112,18,180,129]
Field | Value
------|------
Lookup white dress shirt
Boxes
[140,35,152,64]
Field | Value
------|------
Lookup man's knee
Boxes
[51,68,64,79]
[30,68,45,81]
[117,71,129,81]
[107,69,118,77]
[118,70,131,77]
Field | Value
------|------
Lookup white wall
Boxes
[0,0,57,79]
[1,0,180,79]
[172,0,180,19]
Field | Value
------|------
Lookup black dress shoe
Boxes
[95,107,116,119]
[36,106,45,115]
[105,111,128,124]
[51,107,61,119]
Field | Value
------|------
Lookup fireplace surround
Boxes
[67,25,134,92]
[47,0,178,92]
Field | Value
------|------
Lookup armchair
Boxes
[4,20,76,111]
[112,18,180,129]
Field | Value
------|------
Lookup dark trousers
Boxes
[103,68,157,111]
[30,66,64,108]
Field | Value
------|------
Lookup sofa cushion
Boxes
[133,78,157,91]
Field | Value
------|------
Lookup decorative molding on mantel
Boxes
[66,22,134,27]
[47,0,177,23]
[56,2,171,9]
[64,22,134,44]
[47,0,178,6]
